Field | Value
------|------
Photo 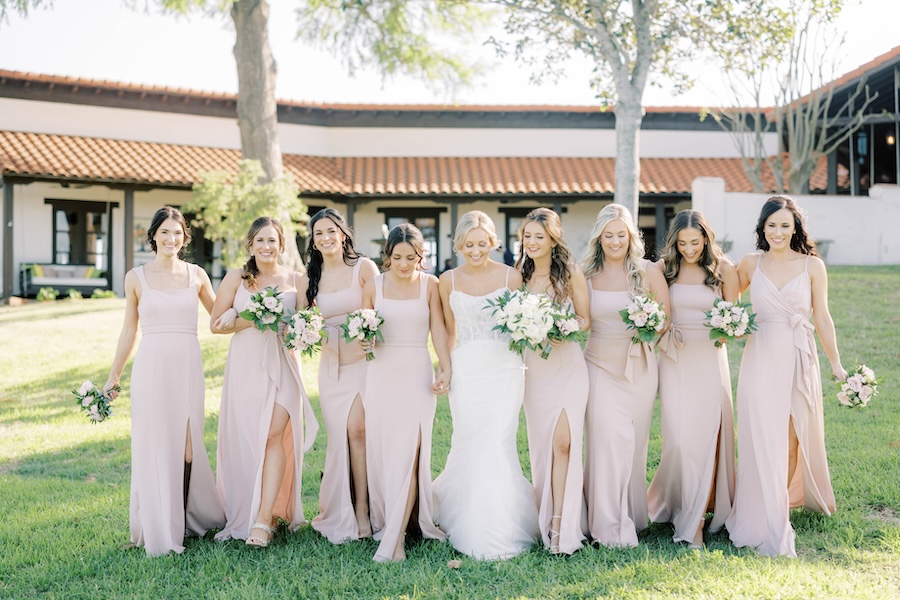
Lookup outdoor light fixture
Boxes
[887,134,896,145]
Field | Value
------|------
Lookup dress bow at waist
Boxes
[759,314,817,411]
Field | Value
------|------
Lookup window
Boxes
[46,200,117,271]
[378,208,447,274]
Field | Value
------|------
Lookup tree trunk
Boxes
[231,0,303,269]
[614,102,643,218]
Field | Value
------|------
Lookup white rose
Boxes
[633,313,649,327]
[263,296,278,310]
[79,381,93,396]
[837,391,851,406]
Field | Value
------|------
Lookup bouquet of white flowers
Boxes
[837,362,882,409]
[704,298,758,347]
[542,305,588,359]
[283,307,328,357]
[341,309,384,361]
[485,289,555,357]
[239,286,285,332]
[72,380,119,423]
[618,294,667,344]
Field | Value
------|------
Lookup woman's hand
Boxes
[832,364,848,382]
[102,380,120,400]
[213,308,237,331]
[548,337,564,348]
[359,338,375,353]
[432,369,451,395]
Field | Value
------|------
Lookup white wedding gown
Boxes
[432,282,539,560]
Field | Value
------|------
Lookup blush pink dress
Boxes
[648,283,736,543]
[129,264,224,556]
[583,289,657,547]
[726,255,835,557]
[523,297,588,555]
[311,259,370,543]
[365,273,447,562]
[214,273,314,541]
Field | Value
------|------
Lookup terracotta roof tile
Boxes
[0,130,841,197]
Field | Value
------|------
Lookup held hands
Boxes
[214,308,238,331]
[432,369,451,396]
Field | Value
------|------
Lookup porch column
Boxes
[827,152,838,195]
[2,178,12,298]
[124,189,134,273]
[655,202,667,253]
[449,200,458,267]
[346,200,355,229]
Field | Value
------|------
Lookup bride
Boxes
[433,210,539,559]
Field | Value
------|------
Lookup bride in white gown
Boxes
[434,211,539,560]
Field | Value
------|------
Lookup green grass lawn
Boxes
[1,266,898,599]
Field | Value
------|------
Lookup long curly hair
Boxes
[580,203,648,296]
[516,208,574,304]
[755,195,818,256]
[242,216,284,289]
[660,209,730,289]
[305,208,362,307]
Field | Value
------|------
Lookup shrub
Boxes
[36,287,59,302]
[91,289,118,299]
[67,289,83,300]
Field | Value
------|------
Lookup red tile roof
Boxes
[0,130,840,196]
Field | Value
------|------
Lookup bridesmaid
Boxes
[516,208,590,555]
[211,216,315,547]
[307,208,380,543]
[361,224,450,562]
[103,206,224,557]
[581,203,670,547]
[647,209,738,549]
[726,196,846,557]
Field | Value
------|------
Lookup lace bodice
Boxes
[450,288,510,348]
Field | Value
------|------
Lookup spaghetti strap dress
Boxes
[582,289,657,547]
[311,260,370,543]
[523,297,588,555]
[130,264,224,556]
[726,255,835,557]
[214,273,312,541]
[648,283,736,543]
[365,273,447,562]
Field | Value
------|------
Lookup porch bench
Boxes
[19,263,110,297]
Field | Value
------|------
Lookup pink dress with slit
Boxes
[648,283,736,543]
[523,297,588,555]
[365,273,447,561]
[311,259,370,543]
[726,255,835,557]
[130,264,224,556]
[583,289,657,547]
[214,273,314,541]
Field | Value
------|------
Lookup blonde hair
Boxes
[453,210,499,252]
[516,208,575,304]
[580,203,648,296]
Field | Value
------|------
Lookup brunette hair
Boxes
[305,208,362,306]
[755,195,818,256]
[147,206,191,255]
[516,208,575,303]
[382,223,425,270]
[242,216,285,289]
[580,203,648,296]
[660,210,730,289]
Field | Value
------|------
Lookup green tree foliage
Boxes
[183,160,308,269]
[298,0,491,96]
[0,0,48,24]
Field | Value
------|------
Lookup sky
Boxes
[0,0,898,107]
